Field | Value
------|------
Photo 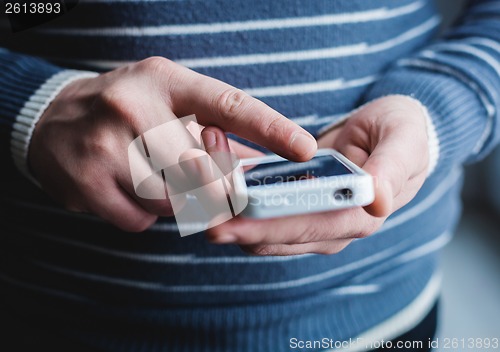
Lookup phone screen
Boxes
[244,155,353,187]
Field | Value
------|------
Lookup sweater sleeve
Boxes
[0,48,98,184]
[361,0,500,172]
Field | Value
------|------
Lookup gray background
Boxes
[435,0,500,347]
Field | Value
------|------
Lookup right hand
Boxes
[28,57,317,232]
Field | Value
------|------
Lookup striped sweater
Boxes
[1,0,500,351]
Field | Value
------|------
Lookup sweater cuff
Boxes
[362,63,493,175]
[10,70,99,186]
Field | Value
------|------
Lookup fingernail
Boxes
[289,132,316,157]
[203,130,217,150]
[211,233,237,243]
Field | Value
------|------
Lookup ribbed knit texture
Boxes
[10,69,99,184]
[1,1,500,351]
[0,51,63,177]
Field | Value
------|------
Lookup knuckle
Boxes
[214,88,249,120]
[264,115,283,138]
[96,83,133,118]
[98,90,145,133]
[134,56,177,105]
[136,56,171,73]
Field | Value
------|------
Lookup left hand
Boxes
[206,95,431,255]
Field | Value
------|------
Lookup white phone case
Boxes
[237,149,374,219]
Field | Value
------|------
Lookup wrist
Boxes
[319,95,439,177]
[389,95,439,176]
[11,70,99,186]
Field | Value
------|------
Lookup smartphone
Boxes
[238,149,374,218]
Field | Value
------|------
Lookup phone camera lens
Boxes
[333,188,353,201]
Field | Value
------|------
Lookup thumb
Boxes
[362,160,394,218]
[361,142,409,218]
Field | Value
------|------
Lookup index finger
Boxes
[167,62,317,161]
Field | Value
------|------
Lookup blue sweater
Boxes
[1,1,500,351]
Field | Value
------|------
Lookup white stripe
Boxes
[289,114,319,125]
[10,166,461,274]
[294,113,347,126]
[307,113,347,125]
[175,16,439,68]
[30,231,313,264]
[332,272,442,352]
[49,15,439,70]
[377,167,461,233]
[396,231,452,263]
[31,231,449,293]
[328,284,380,296]
[147,221,178,231]
[0,272,89,302]
[425,43,500,79]
[39,1,426,36]
[463,37,500,56]
[367,15,440,53]
[30,246,400,292]
[26,164,456,265]
[30,166,460,293]
[398,58,495,155]
[244,75,377,98]
[178,43,368,68]
[350,231,452,284]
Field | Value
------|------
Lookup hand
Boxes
[29,57,317,232]
[206,96,430,255]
